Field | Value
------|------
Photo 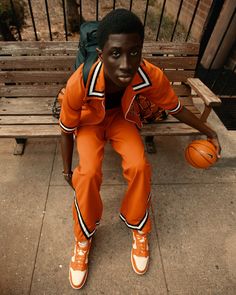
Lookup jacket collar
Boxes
[86,60,152,99]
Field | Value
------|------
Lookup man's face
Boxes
[97,33,143,91]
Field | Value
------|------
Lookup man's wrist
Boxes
[207,133,218,140]
[63,171,73,178]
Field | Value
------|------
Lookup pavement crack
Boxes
[151,202,170,294]
[28,141,58,295]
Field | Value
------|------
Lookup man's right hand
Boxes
[63,171,73,188]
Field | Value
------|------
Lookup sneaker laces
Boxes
[73,242,89,268]
[134,232,148,256]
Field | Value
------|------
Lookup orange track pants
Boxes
[72,108,152,241]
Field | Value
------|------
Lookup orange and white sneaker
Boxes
[69,239,91,289]
[131,230,149,275]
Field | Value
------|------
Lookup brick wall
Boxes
[156,0,213,41]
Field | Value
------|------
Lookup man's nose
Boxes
[120,55,131,70]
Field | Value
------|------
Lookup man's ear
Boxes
[96,48,103,61]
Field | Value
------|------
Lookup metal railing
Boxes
[6,0,206,42]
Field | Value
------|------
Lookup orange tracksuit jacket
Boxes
[60,59,182,241]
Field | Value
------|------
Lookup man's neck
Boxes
[104,75,125,94]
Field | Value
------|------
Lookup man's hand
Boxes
[61,131,74,188]
[63,171,73,188]
[207,137,221,159]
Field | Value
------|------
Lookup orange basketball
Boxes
[185,139,217,169]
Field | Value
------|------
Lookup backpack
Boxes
[74,21,100,84]
[52,21,99,118]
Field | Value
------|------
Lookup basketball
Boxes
[185,139,217,169]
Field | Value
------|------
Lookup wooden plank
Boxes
[0,41,200,55]
[143,42,200,55]
[146,56,198,69]
[180,97,195,106]
[0,115,58,125]
[0,69,194,84]
[0,85,63,97]
[0,124,60,137]
[0,55,198,70]
[172,85,191,96]
[187,78,222,106]
[0,97,54,114]
[0,71,72,83]
[141,122,200,136]
[0,41,78,55]
[0,56,75,69]
[0,97,198,118]
[164,70,195,82]
[0,122,200,138]
[0,107,200,125]
[0,84,190,98]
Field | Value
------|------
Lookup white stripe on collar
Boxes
[88,61,104,97]
[133,67,151,91]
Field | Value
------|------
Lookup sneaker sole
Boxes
[130,250,148,275]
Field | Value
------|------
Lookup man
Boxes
[59,9,221,289]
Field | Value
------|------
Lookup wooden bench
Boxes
[0,41,221,155]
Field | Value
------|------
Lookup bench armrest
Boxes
[187,78,221,106]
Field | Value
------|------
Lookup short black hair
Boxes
[97,9,144,49]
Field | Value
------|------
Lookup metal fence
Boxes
[6,0,209,42]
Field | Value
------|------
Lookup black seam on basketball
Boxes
[190,146,214,166]
[187,147,200,168]
[188,146,201,168]
[193,141,216,154]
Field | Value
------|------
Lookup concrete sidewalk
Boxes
[0,110,236,295]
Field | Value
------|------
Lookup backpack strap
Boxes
[82,45,98,86]
[76,21,100,86]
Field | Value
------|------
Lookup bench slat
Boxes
[0,56,198,70]
[0,70,194,83]
[0,85,189,97]
[0,71,72,83]
[0,85,64,97]
[0,124,60,137]
[0,97,54,114]
[0,56,75,69]
[164,70,195,82]
[0,122,200,137]
[0,108,200,125]
[0,41,199,55]
[141,123,200,136]
[0,96,199,115]
[0,84,190,97]
[0,41,78,55]
[147,56,197,69]
[143,42,199,55]
[0,115,58,124]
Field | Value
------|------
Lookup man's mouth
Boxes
[117,75,133,84]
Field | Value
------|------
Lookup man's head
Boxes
[97,9,144,50]
[96,9,144,91]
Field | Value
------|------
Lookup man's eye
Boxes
[130,50,138,56]
[112,51,120,58]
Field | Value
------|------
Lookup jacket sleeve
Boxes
[59,68,85,133]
